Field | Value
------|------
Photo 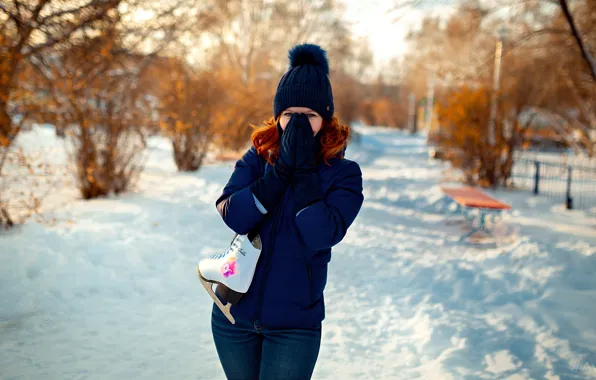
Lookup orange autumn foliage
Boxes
[436,86,507,186]
[359,97,406,128]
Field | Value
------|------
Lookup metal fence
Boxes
[511,157,596,215]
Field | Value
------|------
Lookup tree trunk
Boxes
[0,100,13,146]
[1,207,14,229]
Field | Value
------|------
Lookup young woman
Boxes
[211,43,364,379]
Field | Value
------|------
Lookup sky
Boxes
[341,0,457,67]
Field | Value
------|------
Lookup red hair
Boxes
[251,116,350,166]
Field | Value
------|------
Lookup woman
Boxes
[211,43,364,379]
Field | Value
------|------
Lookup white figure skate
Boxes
[197,234,262,324]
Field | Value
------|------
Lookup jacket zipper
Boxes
[254,190,288,323]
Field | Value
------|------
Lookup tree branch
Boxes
[38,0,104,25]
[0,3,23,31]
[29,7,118,54]
[558,0,596,81]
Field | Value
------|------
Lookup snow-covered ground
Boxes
[1,125,596,380]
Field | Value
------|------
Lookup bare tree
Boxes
[31,26,152,198]
[483,0,595,153]
[557,0,596,81]
[0,0,122,226]
[20,0,199,199]
[0,0,122,149]
[512,0,596,154]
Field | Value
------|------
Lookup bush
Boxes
[43,30,152,199]
[0,143,66,229]
[171,128,211,171]
[435,86,526,187]
[69,126,145,199]
[156,61,219,172]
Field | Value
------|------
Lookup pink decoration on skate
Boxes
[221,257,237,278]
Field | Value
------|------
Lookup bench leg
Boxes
[459,209,492,241]
[489,210,503,225]
[463,207,477,222]
[435,195,453,214]
[445,203,462,222]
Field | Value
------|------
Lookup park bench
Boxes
[439,186,512,241]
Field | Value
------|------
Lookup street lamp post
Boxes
[408,92,416,133]
[488,26,507,147]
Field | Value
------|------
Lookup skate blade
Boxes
[197,267,236,325]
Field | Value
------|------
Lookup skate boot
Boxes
[197,233,262,324]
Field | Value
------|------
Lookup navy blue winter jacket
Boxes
[215,146,364,329]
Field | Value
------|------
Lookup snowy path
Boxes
[1,126,596,379]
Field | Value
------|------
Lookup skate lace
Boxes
[209,238,241,260]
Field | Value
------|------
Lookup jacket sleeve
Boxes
[294,161,364,252]
[215,147,267,235]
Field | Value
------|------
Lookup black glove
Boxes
[274,119,298,183]
[293,113,317,174]
[293,113,324,214]
[249,118,298,212]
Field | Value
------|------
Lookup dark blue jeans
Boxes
[211,304,321,380]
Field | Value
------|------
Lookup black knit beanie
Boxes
[273,43,334,121]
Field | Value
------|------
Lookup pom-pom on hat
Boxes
[273,43,334,121]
